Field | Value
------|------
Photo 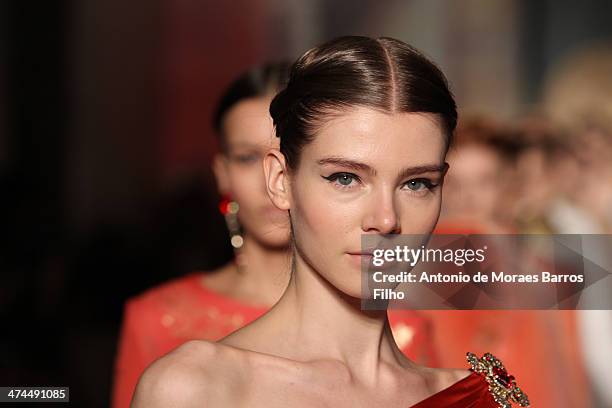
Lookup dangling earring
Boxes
[219,193,243,249]
[219,194,247,272]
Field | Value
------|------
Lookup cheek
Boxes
[292,183,340,243]
[226,164,270,231]
[289,180,359,276]
[291,177,365,244]
[399,195,443,234]
[227,164,266,203]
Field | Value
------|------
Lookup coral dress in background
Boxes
[111,271,438,408]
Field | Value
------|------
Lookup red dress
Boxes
[411,352,530,408]
[411,372,497,407]
[111,272,438,408]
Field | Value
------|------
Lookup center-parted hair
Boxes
[270,36,458,170]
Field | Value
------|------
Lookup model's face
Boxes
[287,107,447,298]
[214,96,289,248]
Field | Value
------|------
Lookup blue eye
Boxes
[336,174,354,186]
[404,179,435,191]
[323,172,360,188]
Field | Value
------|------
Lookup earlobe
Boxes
[263,148,291,211]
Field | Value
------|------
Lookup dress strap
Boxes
[466,352,530,408]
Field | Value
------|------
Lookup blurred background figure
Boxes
[510,117,581,234]
[4,0,612,406]
[110,62,293,408]
[432,117,593,408]
[432,40,612,407]
[541,43,612,235]
[440,117,522,233]
[540,43,612,408]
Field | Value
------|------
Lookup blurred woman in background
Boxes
[542,43,612,408]
[110,62,292,408]
[429,117,592,407]
[438,117,521,234]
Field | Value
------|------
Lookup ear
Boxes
[263,148,291,210]
[212,154,230,195]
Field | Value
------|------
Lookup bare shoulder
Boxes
[416,365,472,396]
[131,340,248,407]
[433,367,472,392]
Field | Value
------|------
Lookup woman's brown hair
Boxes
[270,36,458,171]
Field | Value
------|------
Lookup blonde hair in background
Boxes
[543,42,612,136]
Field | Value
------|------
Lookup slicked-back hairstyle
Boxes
[269,36,457,170]
[213,62,291,152]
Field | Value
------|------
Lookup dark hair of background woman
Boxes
[213,62,290,151]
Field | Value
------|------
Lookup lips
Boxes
[346,243,378,255]
[346,252,373,269]
[346,252,375,265]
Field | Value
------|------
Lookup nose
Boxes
[361,190,401,234]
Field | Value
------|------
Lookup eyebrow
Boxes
[317,157,376,175]
[317,156,446,178]
[397,163,447,180]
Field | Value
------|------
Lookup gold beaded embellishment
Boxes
[466,352,530,408]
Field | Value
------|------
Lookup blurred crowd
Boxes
[2,1,612,407]
[441,45,612,236]
[435,45,612,408]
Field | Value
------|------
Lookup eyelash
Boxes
[322,172,439,195]
[322,173,362,190]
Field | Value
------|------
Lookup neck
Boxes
[262,252,407,380]
[232,234,292,306]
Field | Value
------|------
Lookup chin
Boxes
[329,271,367,300]
[336,284,365,300]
